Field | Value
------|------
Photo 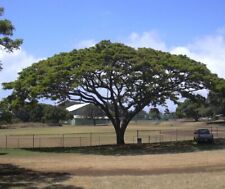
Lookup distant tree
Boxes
[3,41,220,144]
[0,97,72,124]
[164,108,170,115]
[207,91,225,116]
[134,110,148,120]
[29,104,44,122]
[0,6,23,69]
[0,100,12,123]
[13,107,30,122]
[0,110,12,124]
[42,105,72,124]
[176,96,206,121]
[149,108,161,120]
[163,108,170,120]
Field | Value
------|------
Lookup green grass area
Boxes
[0,120,209,136]
[0,125,115,136]
[0,148,49,156]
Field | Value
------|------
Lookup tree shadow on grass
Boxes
[0,153,7,155]
[0,164,83,189]
[24,138,225,156]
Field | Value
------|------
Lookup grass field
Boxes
[0,120,213,136]
[0,120,224,148]
[1,120,225,188]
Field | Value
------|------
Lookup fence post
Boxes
[5,135,7,149]
[62,134,64,148]
[17,138,20,148]
[148,136,151,144]
[90,133,92,146]
[137,130,139,139]
[33,134,35,149]
[176,129,178,142]
[79,137,81,147]
[159,130,162,144]
[39,137,41,148]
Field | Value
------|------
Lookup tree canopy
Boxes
[0,6,23,70]
[4,40,220,144]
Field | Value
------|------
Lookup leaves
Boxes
[0,6,23,52]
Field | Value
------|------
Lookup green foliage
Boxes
[0,111,12,124]
[149,108,161,120]
[176,96,207,121]
[0,99,12,124]
[29,104,44,122]
[133,110,148,120]
[0,6,23,72]
[0,6,23,53]
[0,99,72,124]
[42,105,72,124]
[207,90,225,116]
[3,41,220,144]
[162,108,175,120]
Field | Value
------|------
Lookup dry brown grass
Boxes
[68,172,225,189]
[1,149,225,173]
[1,149,225,188]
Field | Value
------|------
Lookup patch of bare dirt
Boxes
[68,163,225,176]
[2,149,225,176]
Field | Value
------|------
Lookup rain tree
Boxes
[0,6,23,69]
[3,41,219,144]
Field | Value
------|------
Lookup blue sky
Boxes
[2,0,225,57]
[1,0,225,109]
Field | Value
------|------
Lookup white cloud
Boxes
[126,31,167,51]
[74,31,167,51]
[124,31,225,79]
[75,39,97,49]
[0,49,43,98]
[170,33,225,79]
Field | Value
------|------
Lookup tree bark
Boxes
[116,128,125,145]
[114,120,128,145]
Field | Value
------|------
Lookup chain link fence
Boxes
[0,126,224,149]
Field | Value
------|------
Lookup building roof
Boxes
[66,103,90,112]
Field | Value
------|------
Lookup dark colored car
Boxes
[194,129,214,143]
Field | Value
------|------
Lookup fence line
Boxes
[0,127,224,149]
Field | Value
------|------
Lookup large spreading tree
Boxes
[0,6,23,69]
[4,41,219,144]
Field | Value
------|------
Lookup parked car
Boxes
[194,129,214,143]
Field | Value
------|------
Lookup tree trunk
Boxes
[114,120,128,145]
[116,128,125,145]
